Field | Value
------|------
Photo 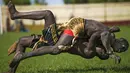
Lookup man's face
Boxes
[113,38,129,53]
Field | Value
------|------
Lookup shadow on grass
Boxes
[22,66,130,73]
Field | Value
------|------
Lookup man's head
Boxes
[112,38,129,53]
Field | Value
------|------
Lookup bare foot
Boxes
[7,1,18,20]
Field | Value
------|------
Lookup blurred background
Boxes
[0,0,130,33]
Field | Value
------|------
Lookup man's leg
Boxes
[9,30,74,68]
[8,1,56,28]
[7,62,19,73]
[7,35,40,73]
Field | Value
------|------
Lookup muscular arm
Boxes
[84,32,101,58]
[87,32,100,50]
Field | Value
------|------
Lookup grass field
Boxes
[0,26,130,73]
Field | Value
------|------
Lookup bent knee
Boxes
[18,37,26,44]
[18,36,32,46]
[44,10,53,16]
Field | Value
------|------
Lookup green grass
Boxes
[0,26,130,73]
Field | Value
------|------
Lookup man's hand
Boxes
[109,26,120,33]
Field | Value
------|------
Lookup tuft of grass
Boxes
[0,26,130,73]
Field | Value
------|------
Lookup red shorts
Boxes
[63,29,74,36]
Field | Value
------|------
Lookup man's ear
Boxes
[109,26,120,33]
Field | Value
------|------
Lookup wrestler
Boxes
[6,1,129,73]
